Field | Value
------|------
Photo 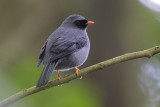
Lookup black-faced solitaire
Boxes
[36,15,94,87]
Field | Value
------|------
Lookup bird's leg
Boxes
[57,70,61,80]
[74,67,80,76]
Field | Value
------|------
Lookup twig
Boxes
[1,46,160,107]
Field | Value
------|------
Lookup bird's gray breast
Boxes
[57,34,90,71]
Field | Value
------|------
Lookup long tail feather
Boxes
[36,62,57,87]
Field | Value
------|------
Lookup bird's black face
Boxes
[74,19,88,29]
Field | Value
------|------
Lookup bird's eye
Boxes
[74,19,88,29]
[80,19,88,24]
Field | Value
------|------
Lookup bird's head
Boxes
[61,15,94,29]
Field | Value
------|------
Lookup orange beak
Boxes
[86,21,95,25]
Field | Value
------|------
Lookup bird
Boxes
[36,14,94,87]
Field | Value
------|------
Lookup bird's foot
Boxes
[57,71,61,80]
[75,67,80,76]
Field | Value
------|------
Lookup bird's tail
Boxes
[36,61,57,87]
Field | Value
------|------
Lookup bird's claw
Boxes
[57,71,61,80]
[75,67,80,76]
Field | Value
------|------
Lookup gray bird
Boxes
[36,14,94,87]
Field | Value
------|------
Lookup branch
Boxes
[1,46,160,107]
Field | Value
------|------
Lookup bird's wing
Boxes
[37,40,48,67]
[50,36,87,61]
